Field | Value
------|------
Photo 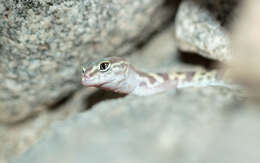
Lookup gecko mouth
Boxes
[81,80,109,88]
[81,76,114,88]
[81,77,93,86]
[81,76,106,87]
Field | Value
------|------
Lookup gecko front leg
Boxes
[81,57,232,96]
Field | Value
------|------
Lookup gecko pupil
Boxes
[99,62,110,71]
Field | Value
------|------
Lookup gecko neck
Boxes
[128,67,176,96]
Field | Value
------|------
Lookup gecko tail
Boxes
[174,70,240,89]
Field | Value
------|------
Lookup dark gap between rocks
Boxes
[177,50,220,70]
[195,0,240,28]
[2,113,39,126]
[84,90,126,111]
[47,90,76,112]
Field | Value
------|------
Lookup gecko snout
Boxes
[82,73,90,79]
[81,75,90,86]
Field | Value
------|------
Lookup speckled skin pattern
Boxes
[81,57,228,96]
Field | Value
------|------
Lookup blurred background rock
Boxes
[0,0,259,163]
[229,0,260,101]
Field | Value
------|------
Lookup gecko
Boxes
[81,57,233,96]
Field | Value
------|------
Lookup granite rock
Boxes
[174,0,238,61]
[11,87,257,163]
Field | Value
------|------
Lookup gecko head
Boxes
[81,57,130,89]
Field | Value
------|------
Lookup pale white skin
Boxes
[81,57,233,96]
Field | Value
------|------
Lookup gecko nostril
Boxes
[81,73,89,79]
[84,74,90,79]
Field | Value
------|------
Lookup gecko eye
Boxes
[82,67,86,74]
[99,61,111,72]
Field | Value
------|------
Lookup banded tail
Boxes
[131,70,232,96]
[168,70,225,88]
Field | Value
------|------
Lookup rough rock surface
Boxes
[0,0,174,123]
[11,88,258,163]
[174,0,237,61]
[0,88,90,163]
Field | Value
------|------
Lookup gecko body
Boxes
[81,57,230,96]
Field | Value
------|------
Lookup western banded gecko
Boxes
[81,57,231,96]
